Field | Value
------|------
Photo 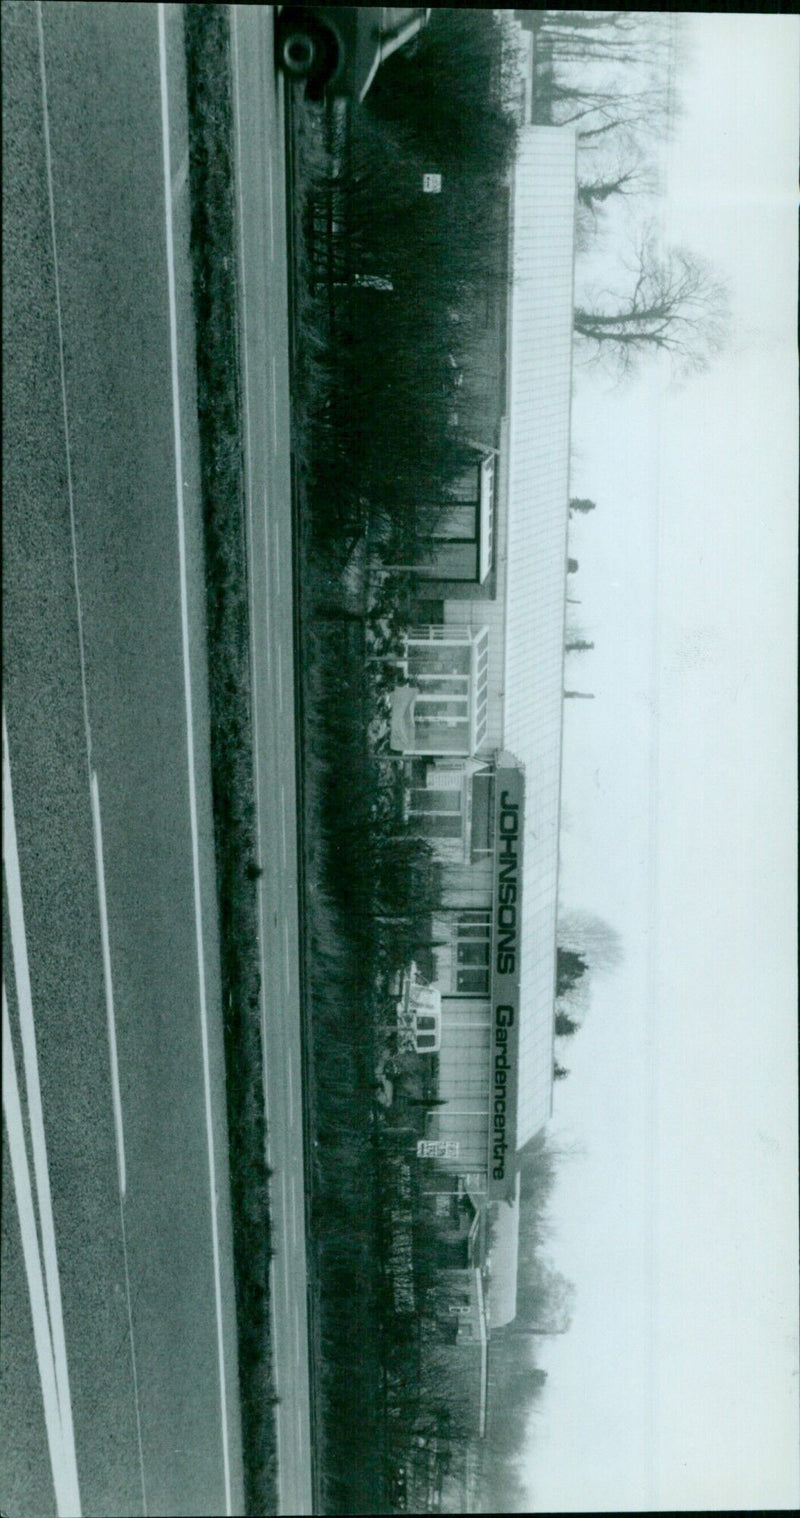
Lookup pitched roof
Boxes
[501,127,577,1148]
[487,1171,521,1328]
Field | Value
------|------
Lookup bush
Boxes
[184,8,277,1513]
[296,9,520,554]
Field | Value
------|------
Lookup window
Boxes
[407,644,471,678]
[450,464,481,503]
[398,630,488,756]
[431,503,478,540]
[456,911,491,995]
[410,789,460,814]
[415,461,487,583]
[409,783,464,844]
[471,772,495,861]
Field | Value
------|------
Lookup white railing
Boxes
[407,625,473,643]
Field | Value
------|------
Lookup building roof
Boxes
[501,127,577,1148]
[475,1267,488,1437]
[486,1171,521,1328]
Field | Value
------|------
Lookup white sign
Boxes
[417,1139,460,1160]
[422,173,442,193]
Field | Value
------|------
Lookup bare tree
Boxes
[569,497,596,515]
[577,143,656,213]
[535,11,674,70]
[548,75,673,147]
[574,233,730,378]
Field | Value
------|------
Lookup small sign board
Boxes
[417,1138,460,1160]
[422,173,442,193]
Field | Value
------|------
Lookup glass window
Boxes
[450,465,481,503]
[431,504,478,540]
[455,911,491,995]
[457,940,490,967]
[410,789,461,813]
[415,699,467,721]
[415,814,463,839]
[413,676,469,696]
[456,967,490,995]
[419,542,480,583]
[470,773,495,860]
[414,724,470,754]
[408,645,471,677]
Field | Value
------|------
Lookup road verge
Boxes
[183,8,278,1514]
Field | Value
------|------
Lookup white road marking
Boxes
[284,917,291,995]
[280,1176,289,1242]
[90,773,126,1198]
[280,1184,291,1313]
[3,713,81,1514]
[293,1299,300,1358]
[171,148,189,201]
[271,353,278,454]
[295,1403,303,1451]
[280,785,287,869]
[158,13,232,1512]
[36,12,149,1500]
[262,507,273,678]
[117,1194,148,1517]
[287,1045,294,1132]
[290,1175,298,1249]
[262,1039,271,1127]
[35,4,93,771]
[266,122,275,262]
[273,515,281,595]
[89,774,149,1511]
[3,987,80,1518]
[278,645,284,713]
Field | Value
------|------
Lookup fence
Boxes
[303,98,353,332]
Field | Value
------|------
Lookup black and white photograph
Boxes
[2,6,798,1515]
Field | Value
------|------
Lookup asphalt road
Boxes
[2,5,246,1514]
[229,10,314,1516]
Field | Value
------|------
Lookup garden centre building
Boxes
[389,125,577,1236]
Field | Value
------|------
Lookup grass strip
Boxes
[183,8,277,1513]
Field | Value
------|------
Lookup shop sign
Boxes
[487,766,524,1199]
[417,1138,460,1160]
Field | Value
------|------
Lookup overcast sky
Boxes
[523,15,799,1512]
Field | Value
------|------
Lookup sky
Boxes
[522,15,799,1512]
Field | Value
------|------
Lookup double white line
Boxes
[2,711,82,1517]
